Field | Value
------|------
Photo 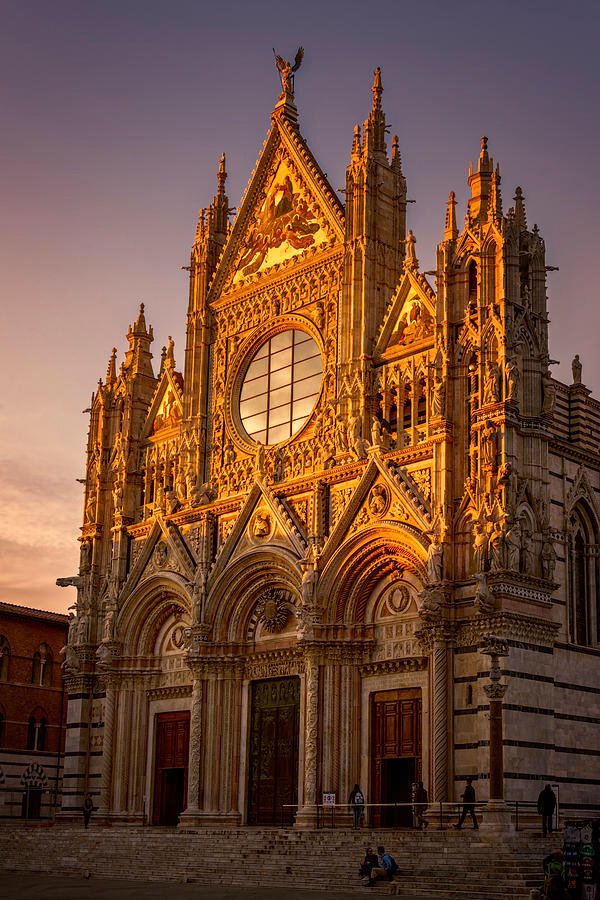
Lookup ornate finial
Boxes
[477,134,491,173]
[159,345,167,375]
[273,46,304,96]
[514,186,527,229]
[165,336,175,370]
[372,66,383,111]
[106,348,117,384]
[404,229,418,269]
[444,191,458,241]
[133,302,147,333]
[352,124,362,158]
[217,153,227,195]
[490,165,502,220]
[391,134,401,169]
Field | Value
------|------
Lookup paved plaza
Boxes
[1,873,416,900]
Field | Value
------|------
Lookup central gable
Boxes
[210,115,344,299]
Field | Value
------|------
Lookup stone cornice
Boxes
[454,611,560,649]
[361,656,427,676]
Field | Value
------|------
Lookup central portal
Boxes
[247,676,300,825]
[371,688,422,828]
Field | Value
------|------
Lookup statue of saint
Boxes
[505,358,521,403]
[472,523,489,572]
[426,536,443,583]
[541,538,557,581]
[572,354,583,385]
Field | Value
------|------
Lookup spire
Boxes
[444,191,458,242]
[352,124,362,160]
[164,336,175,370]
[391,134,402,171]
[159,345,167,375]
[216,153,227,198]
[514,186,527,229]
[467,135,494,224]
[490,165,502,221]
[106,348,117,385]
[404,230,419,270]
[363,67,386,156]
[124,302,154,378]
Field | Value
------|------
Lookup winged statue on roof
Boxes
[273,46,304,95]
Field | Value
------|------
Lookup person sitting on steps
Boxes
[359,847,379,884]
[368,844,398,885]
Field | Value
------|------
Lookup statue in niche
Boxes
[431,377,446,417]
[572,354,583,385]
[102,600,117,642]
[489,521,506,571]
[541,537,557,581]
[505,357,521,403]
[85,487,97,523]
[521,527,535,575]
[273,448,285,482]
[426,534,443,583]
[472,523,489,572]
[368,484,389,517]
[370,416,384,447]
[474,572,494,614]
[483,361,501,404]
[541,370,556,414]
[175,467,187,501]
[481,422,499,470]
[252,511,271,539]
[335,414,349,453]
[79,540,91,574]
[505,518,522,571]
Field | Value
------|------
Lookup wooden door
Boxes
[152,711,189,825]
[371,689,422,827]
[247,677,300,825]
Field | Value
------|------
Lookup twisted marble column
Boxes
[184,673,203,814]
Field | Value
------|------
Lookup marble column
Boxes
[180,672,203,820]
[98,680,116,817]
[296,653,319,828]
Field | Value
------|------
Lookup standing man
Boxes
[82,792,93,829]
[537,783,557,837]
[413,781,428,829]
[453,776,478,830]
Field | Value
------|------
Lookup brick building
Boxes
[0,602,68,818]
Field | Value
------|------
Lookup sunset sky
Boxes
[2,0,599,612]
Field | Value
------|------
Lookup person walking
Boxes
[349,783,365,830]
[453,776,478,830]
[537,783,557,837]
[82,792,93,828]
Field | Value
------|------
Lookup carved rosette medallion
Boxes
[256,589,289,633]
[382,583,411,616]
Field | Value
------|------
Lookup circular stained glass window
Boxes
[239,329,322,445]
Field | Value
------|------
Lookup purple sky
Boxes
[2,0,599,612]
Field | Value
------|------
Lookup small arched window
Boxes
[31,644,52,687]
[468,260,478,300]
[417,378,427,425]
[26,710,47,752]
[0,636,9,681]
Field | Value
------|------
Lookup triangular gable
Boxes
[374,268,435,360]
[209,477,308,585]
[321,456,433,568]
[143,368,183,439]
[120,515,196,603]
[209,116,345,298]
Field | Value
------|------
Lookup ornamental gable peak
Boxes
[207,115,344,301]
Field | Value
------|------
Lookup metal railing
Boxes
[281,799,562,831]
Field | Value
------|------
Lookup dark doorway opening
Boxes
[381,757,416,826]
[21,788,42,819]
[157,768,185,826]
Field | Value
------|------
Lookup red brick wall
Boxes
[0,604,68,754]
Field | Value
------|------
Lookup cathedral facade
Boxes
[59,63,600,827]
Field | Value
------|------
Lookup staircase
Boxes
[0,823,554,899]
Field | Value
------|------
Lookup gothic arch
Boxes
[207,547,302,643]
[567,499,600,647]
[320,523,427,624]
[118,573,192,656]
